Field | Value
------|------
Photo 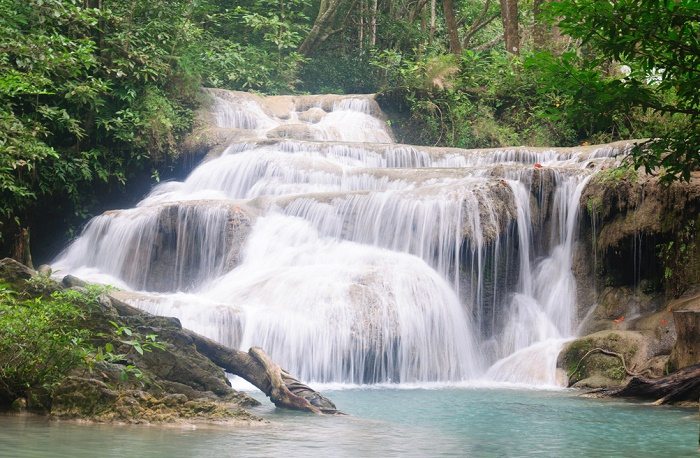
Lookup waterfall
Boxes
[53,89,625,386]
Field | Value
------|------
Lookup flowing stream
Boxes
[54,90,625,386]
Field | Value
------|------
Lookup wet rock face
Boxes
[266,124,319,141]
[140,202,254,292]
[580,171,700,298]
[297,107,326,124]
[564,173,700,389]
[579,287,662,335]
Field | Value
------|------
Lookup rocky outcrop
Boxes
[558,330,653,388]
[580,170,700,299]
[578,286,663,335]
[560,170,700,402]
[1,263,339,422]
[0,258,36,291]
[50,376,257,424]
[56,200,255,292]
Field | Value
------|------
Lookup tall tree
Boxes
[499,0,519,54]
[298,0,359,55]
[443,0,462,54]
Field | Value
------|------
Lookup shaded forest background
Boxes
[1,0,698,261]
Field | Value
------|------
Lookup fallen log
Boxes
[181,329,340,414]
[610,363,700,405]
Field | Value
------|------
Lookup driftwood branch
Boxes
[568,347,647,379]
[182,330,341,414]
[610,364,700,405]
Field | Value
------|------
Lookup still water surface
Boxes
[0,388,697,457]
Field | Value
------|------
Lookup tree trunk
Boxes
[669,310,700,369]
[532,0,546,50]
[611,364,700,405]
[11,228,33,269]
[443,0,462,54]
[499,0,519,54]
[430,0,436,42]
[371,0,377,46]
[186,333,340,414]
[359,0,364,49]
[299,0,359,56]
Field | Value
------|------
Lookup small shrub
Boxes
[0,288,92,407]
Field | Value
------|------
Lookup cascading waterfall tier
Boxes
[54,89,628,386]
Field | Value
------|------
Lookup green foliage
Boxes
[0,0,319,253]
[0,280,168,406]
[0,0,205,247]
[547,0,700,182]
[658,219,698,297]
[197,0,311,93]
[23,272,62,297]
[89,321,165,382]
[595,164,639,184]
[0,286,92,405]
[299,52,378,94]
[378,51,606,148]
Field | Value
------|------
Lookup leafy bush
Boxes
[0,286,92,407]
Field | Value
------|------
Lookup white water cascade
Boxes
[54,89,626,386]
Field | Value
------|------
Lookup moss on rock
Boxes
[558,330,651,387]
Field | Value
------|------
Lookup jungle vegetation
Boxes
[0,0,697,259]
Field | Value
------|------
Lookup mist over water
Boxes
[54,90,625,386]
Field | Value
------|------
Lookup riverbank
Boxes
[1,387,697,457]
[0,258,262,424]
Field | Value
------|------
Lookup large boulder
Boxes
[579,286,662,335]
[0,257,36,290]
[47,290,261,423]
[59,200,256,292]
[141,201,254,292]
[557,330,653,388]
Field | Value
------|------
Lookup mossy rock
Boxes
[0,257,36,292]
[557,330,651,387]
[51,376,261,424]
